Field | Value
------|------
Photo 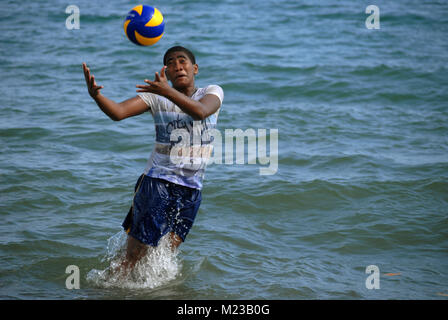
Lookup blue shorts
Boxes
[122,174,202,247]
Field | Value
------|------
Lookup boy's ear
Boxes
[194,64,198,75]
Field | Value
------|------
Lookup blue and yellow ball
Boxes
[124,5,165,46]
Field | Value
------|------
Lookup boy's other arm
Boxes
[162,88,220,121]
[93,94,149,121]
[83,63,149,121]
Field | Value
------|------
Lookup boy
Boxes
[82,46,224,271]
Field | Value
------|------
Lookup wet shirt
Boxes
[137,85,224,190]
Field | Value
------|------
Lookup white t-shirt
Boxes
[137,85,224,190]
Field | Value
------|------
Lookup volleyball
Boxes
[124,5,165,46]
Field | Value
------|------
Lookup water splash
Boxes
[87,231,181,289]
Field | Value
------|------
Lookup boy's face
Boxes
[164,51,198,89]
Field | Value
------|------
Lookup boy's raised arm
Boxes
[82,63,149,121]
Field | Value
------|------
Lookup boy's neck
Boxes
[176,84,197,97]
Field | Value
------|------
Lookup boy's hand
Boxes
[136,66,172,96]
[82,62,104,98]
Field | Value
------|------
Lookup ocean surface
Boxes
[0,0,447,300]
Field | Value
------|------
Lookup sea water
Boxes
[0,0,447,299]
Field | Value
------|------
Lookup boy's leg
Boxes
[119,234,148,272]
[118,233,179,274]
[122,233,180,271]
[124,232,182,260]
[169,232,182,250]
[126,234,148,261]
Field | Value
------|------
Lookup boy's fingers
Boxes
[136,84,155,92]
[86,69,92,85]
[160,66,166,78]
[83,71,89,84]
[89,75,95,90]
[82,63,103,96]
[93,77,99,88]
[90,77,97,91]
[155,72,161,82]
[83,66,90,83]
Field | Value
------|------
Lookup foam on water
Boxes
[87,231,181,289]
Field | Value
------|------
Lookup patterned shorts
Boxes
[122,174,202,246]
